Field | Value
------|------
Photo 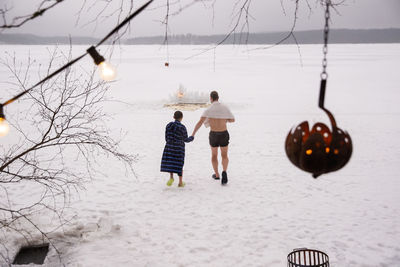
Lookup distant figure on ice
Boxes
[161,111,194,187]
[191,91,235,185]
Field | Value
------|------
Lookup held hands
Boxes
[188,136,194,142]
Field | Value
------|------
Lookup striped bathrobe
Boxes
[160,120,194,176]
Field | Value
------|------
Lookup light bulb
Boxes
[99,61,117,81]
[0,117,10,137]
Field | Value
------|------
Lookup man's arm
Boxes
[192,117,206,136]
[226,118,235,123]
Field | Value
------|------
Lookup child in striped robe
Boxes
[160,111,194,187]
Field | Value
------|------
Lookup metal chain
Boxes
[321,0,330,80]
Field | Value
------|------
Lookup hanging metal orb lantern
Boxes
[285,81,352,178]
[285,1,352,178]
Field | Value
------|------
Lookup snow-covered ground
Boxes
[1,44,400,266]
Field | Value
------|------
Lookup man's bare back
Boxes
[207,118,235,132]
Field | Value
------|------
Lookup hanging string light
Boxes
[0,0,153,137]
[0,104,10,137]
[285,0,353,178]
[87,46,117,81]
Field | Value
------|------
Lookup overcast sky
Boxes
[2,0,400,37]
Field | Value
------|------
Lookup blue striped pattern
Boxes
[160,120,193,176]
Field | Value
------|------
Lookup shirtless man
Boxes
[191,91,235,185]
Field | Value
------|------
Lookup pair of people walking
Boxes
[160,91,235,187]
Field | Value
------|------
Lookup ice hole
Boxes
[323,132,329,138]
[316,126,321,131]
[168,84,209,104]
[13,244,49,265]
[165,84,210,110]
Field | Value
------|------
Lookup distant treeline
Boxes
[126,29,400,45]
[0,33,99,45]
[1,29,400,45]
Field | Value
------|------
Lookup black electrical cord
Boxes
[96,0,153,47]
[3,53,86,106]
[1,0,153,107]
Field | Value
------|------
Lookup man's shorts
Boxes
[209,131,230,147]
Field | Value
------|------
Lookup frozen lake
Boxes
[1,44,400,266]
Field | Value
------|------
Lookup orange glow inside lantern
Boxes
[285,80,352,178]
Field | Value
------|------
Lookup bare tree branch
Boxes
[0,0,66,29]
[185,0,253,60]
[0,46,136,263]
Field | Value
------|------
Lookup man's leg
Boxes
[221,146,229,172]
[211,146,220,178]
[220,146,229,185]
